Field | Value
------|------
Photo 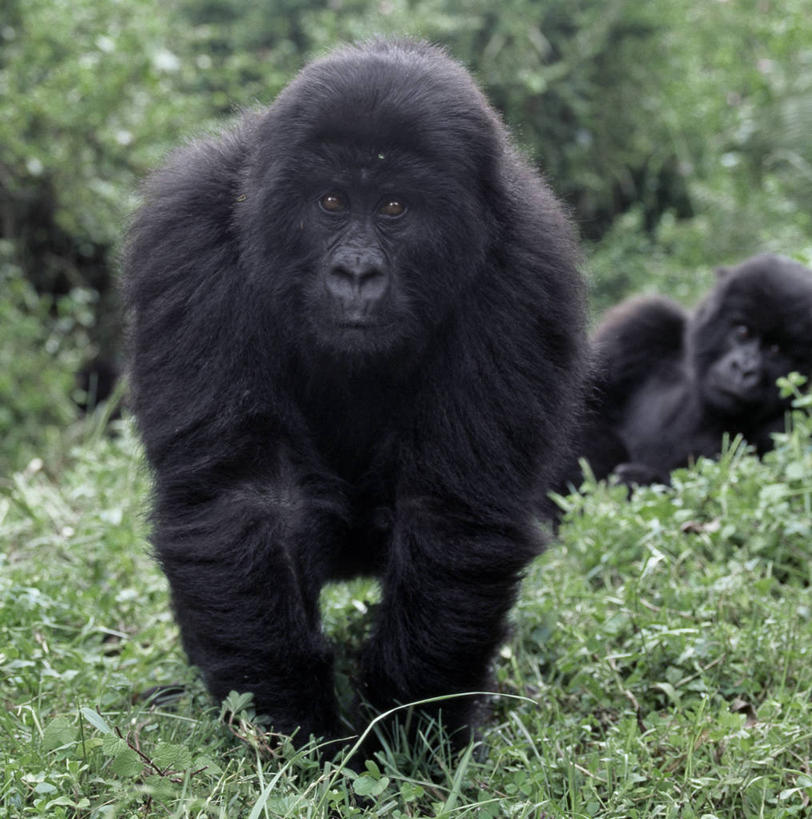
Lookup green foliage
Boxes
[3,0,810,282]
[174,0,812,250]
[587,197,812,318]
[0,0,208,268]
[0,244,92,473]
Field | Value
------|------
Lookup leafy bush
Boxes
[0,0,208,273]
[0,243,93,473]
[556,374,812,583]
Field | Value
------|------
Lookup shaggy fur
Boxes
[578,254,812,485]
[124,39,586,745]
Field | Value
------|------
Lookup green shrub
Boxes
[0,244,93,474]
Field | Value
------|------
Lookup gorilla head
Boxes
[236,41,507,363]
[692,254,812,422]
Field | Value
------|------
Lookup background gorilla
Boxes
[124,40,586,746]
[578,254,812,485]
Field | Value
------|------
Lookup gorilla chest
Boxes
[301,379,405,483]
[314,411,395,480]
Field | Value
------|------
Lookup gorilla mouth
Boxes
[330,319,390,345]
[706,382,761,413]
[335,316,394,333]
[309,312,396,351]
[337,320,377,329]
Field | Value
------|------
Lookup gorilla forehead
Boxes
[716,255,812,335]
[257,40,502,178]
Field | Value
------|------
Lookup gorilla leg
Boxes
[153,473,344,741]
[359,504,534,739]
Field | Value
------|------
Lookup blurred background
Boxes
[2,0,810,475]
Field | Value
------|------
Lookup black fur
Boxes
[123,39,586,746]
[579,254,812,484]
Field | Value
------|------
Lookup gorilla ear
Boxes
[714,265,733,280]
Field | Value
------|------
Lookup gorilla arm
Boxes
[125,133,351,741]
[151,451,346,741]
[590,295,688,418]
[576,296,689,484]
[359,294,579,735]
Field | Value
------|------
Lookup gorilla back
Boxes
[124,40,586,746]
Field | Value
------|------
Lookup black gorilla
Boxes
[123,40,586,745]
[579,254,812,485]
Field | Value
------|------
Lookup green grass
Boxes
[2,385,811,817]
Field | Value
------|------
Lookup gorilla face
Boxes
[692,254,812,419]
[701,323,789,416]
[304,169,413,356]
[294,154,467,359]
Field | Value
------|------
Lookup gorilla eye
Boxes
[379,199,406,218]
[319,193,347,213]
[733,324,751,341]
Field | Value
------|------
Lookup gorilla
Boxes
[123,39,586,747]
[578,254,812,486]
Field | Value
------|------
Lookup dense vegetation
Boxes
[2,1,811,815]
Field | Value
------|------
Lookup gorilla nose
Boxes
[325,261,388,306]
[732,355,761,389]
[738,368,761,389]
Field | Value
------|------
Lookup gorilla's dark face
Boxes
[701,322,789,416]
[313,186,403,338]
[692,255,812,418]
[296,152,444,358]
[259,148,490,361]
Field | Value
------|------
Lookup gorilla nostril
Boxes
[325,266,354,300]
[734,357,760,380]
